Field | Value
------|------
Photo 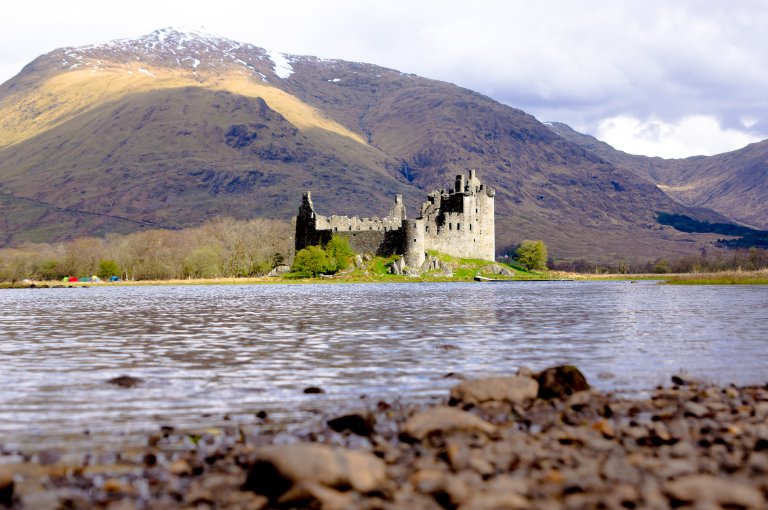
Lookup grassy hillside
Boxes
[0,29,744,262]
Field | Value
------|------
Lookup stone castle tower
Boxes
[294,170,495,269]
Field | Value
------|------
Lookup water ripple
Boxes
[1,281,767,450]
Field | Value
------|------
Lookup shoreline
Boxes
[2,268,768,289]
[2,367,767,509]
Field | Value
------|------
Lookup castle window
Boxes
[413,238,417,243]
[469,224,472,231]
[334,227,338,231]
[349,226,352,230]
[449,223,452,230]
[476,208,478,214]
[426,226,430,233]
[457,223,461,230]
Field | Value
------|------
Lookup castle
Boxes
[294,170,495,270]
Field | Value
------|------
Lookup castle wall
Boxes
[294,171,495,265]
[332,229,404,256]
[294,192,406,257]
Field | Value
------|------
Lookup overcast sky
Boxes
[2,0,766,158]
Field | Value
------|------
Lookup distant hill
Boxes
[0,28,738,261]
[545,122,768,230]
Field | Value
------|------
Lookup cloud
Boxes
[595,115,763,158]
[1,0,767,157]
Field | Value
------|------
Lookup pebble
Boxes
[243,443,387,500]
[536,365,590,399]
[106,375,143,388]
[5,365,768,510]
[401,406,497,440]
[449,376,539,406]
[327,411,375,436]
[664,474,765,508]
[0,468,13,507]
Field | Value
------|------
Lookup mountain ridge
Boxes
[0,28,745,262]
[544,121,768,230]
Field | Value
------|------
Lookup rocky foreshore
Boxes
[2,366,768,509]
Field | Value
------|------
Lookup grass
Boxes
[661,269,768,285]
[555,269,768,285]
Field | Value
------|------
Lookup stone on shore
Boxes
[243,443,387,501]
[277,481,355,509]
[449,376,539,406]
[106,375,143,388]
[0,467,14,507]
[327,411,375,436]
[664,474,765,508]
[267,265,291,277]
[401,406,497,440]
[535,365,590,399]
[480,263,514,276]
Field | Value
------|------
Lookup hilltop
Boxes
[0,28,743,261]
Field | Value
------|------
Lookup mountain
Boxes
[0,28,736,261]
[545,122,768,230]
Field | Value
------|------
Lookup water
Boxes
[1,281,767,451]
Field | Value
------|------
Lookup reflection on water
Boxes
[1,281,767,450]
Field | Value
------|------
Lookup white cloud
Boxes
[596,115,762,158]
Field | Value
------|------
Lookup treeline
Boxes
[552,247,768,274]
[657,213,768,249]
[0,217,292,282]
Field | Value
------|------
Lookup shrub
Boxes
[325,235,355,271]
[292,245,337,277]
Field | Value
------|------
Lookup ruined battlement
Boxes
[294,171,495,271]
[316,195,406,233]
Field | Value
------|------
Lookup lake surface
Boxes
[1,281,767,452]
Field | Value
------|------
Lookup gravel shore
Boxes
[2,366,767,509]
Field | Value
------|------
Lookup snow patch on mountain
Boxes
[53,27,310,84]
[266,50,294,79]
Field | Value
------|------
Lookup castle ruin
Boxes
[294,170,495,270]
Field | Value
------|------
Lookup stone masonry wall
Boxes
[294,171,495,264]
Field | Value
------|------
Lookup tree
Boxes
[652,259,670,274]
[515,240,548,270]
[183,246,222,279]
[292,245,337,277]
[97,259,121,279]
[325,235,355,271]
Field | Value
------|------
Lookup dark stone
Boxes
[535,365,590,400]
[107,375,143,388]
[303,386,325,394]
[327,412,375,436]
[0,468,13,507]
[37,449,62,465]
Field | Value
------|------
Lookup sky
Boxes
[1,0,767,158]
